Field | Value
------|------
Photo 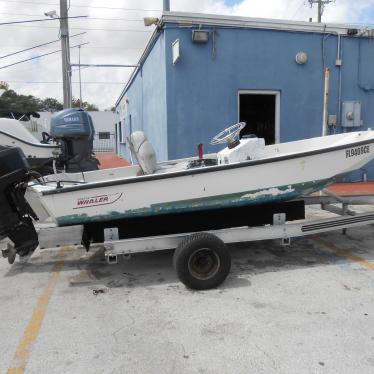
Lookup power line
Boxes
[0,13,145,21]
[0,45,142,51]
[0,12,43,17]
[70,63,138,68]
[0,32,86,59]
[291,0,306,20]
[0,24,153,32]
[0,15,87,26]
[0,54,62,73]
[76,46,142,50]
[7,81,125,84]
[82,17,144,22]
[0,0,162,11]
[0,42,88,70]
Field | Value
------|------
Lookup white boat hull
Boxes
[0,118,58,160]
[28,131,374,226]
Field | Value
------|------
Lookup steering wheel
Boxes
[210,122,246,146]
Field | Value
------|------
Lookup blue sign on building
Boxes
[115,12,374,181]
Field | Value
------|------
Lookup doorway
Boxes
[238,90,280,144]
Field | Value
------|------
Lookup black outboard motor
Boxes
[50,108,100,173]
[0,146,38,263]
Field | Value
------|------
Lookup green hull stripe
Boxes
[56,178,335,226]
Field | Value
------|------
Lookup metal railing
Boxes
[93,132,116,153]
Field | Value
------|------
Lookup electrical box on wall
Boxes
[342,101,362,127]
[328,114,337,126]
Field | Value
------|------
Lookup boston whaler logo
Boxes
[74,193,122,209]
[346,145,370,158]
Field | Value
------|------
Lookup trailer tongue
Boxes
[0,146,39,262]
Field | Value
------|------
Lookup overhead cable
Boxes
[0,32,86,59]
[0,13,145,21]
[1,24,153,32]
[0,15,87,25]
[0,42,89,70]
[0,1,161,11]
[7,81,125,84]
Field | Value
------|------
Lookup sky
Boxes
[0,0,373,110]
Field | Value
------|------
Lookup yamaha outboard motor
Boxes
[0,145,38,263]
[50,108,100,173]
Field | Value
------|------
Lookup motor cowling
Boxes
[0,146,38,260]
[50,108,100,173]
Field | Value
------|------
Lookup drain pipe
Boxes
[337,34,343,131]
[163,0,170,11]
[322,67,330,136]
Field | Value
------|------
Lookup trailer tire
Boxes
[173,233,231,290]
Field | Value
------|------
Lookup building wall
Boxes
[116,23,374,180]
[164,26,374,179]
[116,33,168,161]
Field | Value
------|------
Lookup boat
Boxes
[0,110,60,173]
[0,109,100,174]
[1,122,373,259]
[26,123,374,227]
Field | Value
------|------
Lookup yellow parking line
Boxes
[313,236,374,270]
[7,246,70,374]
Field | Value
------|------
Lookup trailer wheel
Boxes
[173,233,231,290]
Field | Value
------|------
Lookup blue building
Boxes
[115,12,374,180]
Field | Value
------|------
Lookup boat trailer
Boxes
[3,189,371,290]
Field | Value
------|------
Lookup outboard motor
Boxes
[0,146,38,263]
[50,108,100,173]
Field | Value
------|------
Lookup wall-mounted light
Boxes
[192,30,210,43]
[295,51,308,65]
[144,17,159,26]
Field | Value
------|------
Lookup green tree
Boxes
[0,89,42,112]
[0,86,100,112]
[41,97,63,112]
[72,97,99,111]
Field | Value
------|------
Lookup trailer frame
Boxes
[3,190,374,289]
[102,190,374,262]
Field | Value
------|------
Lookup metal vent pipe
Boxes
[163,0,170,11]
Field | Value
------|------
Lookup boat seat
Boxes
[130,131,193,175]
[130,131,157,175]
[130,131,217,175]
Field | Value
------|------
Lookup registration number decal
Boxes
[346,145,370,158]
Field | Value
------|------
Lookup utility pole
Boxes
[317,0,322,22]
[60,0,72,108]
[78,45,82,108]
[308,0,335,23]
[163,0,170,11]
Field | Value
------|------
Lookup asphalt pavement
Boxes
[1,206,374,374]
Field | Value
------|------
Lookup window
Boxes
[98,131,111,140]
[118,121,122,143]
